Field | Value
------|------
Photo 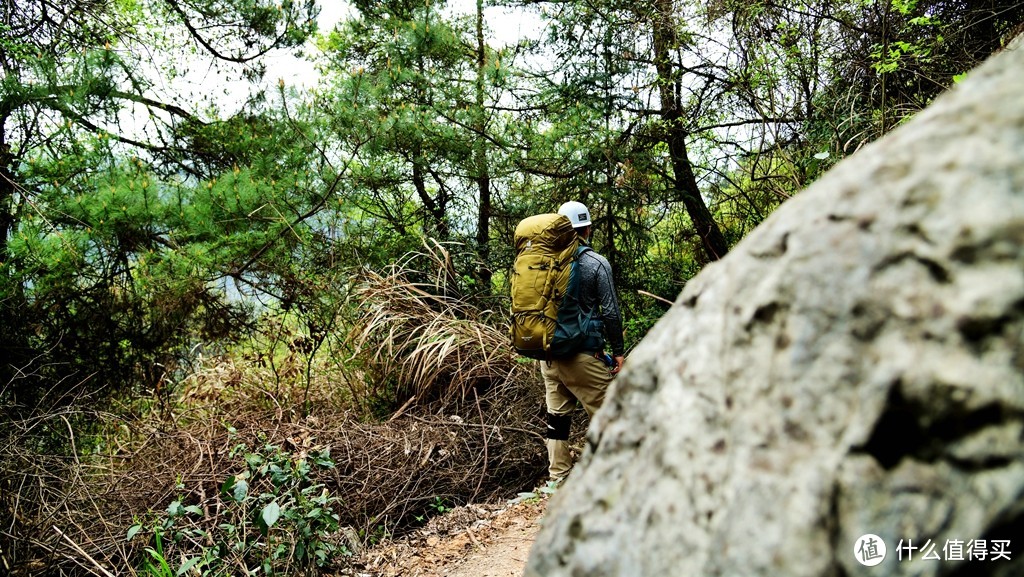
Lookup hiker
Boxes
[542,200,625,482]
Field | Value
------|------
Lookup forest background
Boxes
[2,0,1022,575]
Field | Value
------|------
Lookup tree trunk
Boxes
[651,0,729,262]
[0,136,27,386]
[474,0,493,291]
[0,143,14,259]
[665,118,729,261]
[412,158,448,239]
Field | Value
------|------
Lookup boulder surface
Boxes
[525,44,1024,577]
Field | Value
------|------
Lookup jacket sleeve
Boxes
[593,255,625,356]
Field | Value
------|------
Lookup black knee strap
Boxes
[546,412,571,441]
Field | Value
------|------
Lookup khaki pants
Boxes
[541,353,613,480]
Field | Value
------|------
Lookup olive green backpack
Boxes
[510,213,601,360]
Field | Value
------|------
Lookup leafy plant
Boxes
[130,438,346,575]
[139,529,174,577]
[429,497,449,515]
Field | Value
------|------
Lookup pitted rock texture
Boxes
[525,45,1024,577]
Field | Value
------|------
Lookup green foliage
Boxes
[867,14,941,76]
[2,148,256,403]
[139,529,175,577]
[129,439,346,575]
[429,496,449,514]
[0,0,322,407]
[316,6,475,241]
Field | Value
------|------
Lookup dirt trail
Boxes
[437,503,541,577]
[347,496,547,577]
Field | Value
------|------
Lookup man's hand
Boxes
[611,355,625,375]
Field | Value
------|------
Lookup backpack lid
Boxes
[514,213,577,254]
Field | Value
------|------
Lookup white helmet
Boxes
[558,201,592,228]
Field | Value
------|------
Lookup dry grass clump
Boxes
[0,401,138,577]
[349,240,524,412]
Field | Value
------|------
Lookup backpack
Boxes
[510,213,603,359]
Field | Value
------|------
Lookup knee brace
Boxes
[546,412,571,441]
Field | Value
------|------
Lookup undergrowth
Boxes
[1,243,546,576]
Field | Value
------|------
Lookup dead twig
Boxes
[638,289,674,306]
[52,526,115,577]
[472,387,488,501]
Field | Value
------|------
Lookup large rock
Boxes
[525,45,1024,577]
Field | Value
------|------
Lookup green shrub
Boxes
[130,437,347,576]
